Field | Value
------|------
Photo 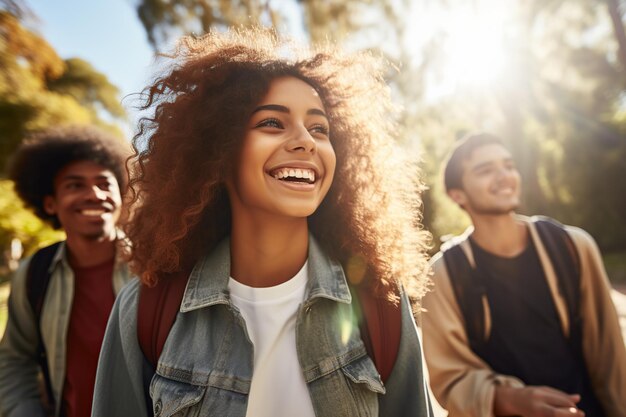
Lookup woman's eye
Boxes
[310,124,329,136]
[256,118,283,129]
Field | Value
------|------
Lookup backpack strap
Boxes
[138,271,402,384]
[534,218,581,344]
[137,270,190,368]
[443,219,582,354]
[351,284,402,384]
[442,244,488,353]
[25,241,63,410]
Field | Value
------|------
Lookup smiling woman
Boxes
[228,76,336,229]
[92,26,434,417]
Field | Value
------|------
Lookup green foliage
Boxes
[0,297,6,338]
[137,0,280,49]
[47,58,126,119]
[135,0,410,49]
[0,179,65,258]
[510,1,626,251]
[131,0,626,258]
[604,251,626,285]
[0,10,126,173]
[412,1,626,255]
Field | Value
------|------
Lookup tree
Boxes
[415,0,626,252]
[0,180,64,277]
[606,0,626,71]
[0,5,127,271]
[132,0,626,257]
[135,0,412,50]
[0,9,126,172]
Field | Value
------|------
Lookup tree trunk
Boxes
[606,0,626,71]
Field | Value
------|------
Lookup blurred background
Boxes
[1,0,625,331]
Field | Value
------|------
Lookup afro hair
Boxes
[8,125,129,228]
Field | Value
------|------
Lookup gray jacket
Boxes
[0,242,130,417]
[92,236,433,417]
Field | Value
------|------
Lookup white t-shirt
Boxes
[228,261,316,417]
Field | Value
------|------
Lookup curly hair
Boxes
[126,27,431,301]
[8,125,129,228]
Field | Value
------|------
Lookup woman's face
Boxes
[226,76,336,220]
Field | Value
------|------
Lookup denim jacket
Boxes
[0,241,130,417]
[92,236,433,417]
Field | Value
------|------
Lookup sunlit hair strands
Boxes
[125,27,431,302]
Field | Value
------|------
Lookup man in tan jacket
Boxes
[422,133,626,417]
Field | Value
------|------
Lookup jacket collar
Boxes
[48,241,67,274]
[180,234,352,313]
[48,239,130,294]
[453,214,539,268]
[49,228,128,273]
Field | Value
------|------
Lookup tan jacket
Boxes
[422,216,626,417]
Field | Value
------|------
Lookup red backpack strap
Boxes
[138,270,402,381]
[355,284,402,383]
[137,271,190,369]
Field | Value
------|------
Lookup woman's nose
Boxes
[287,126,316,153]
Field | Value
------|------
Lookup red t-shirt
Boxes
[62,258,116,417]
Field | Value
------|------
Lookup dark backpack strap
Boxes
[443,244,487,353]
[351,284,402,384]
[137,271,190,370]
[26,241,63,410]
[534,218,581,344]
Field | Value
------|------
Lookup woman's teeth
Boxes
[271,167,316,183]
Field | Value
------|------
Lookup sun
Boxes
[408,1,516,99]
[442,12,508,87]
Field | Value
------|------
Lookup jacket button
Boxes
[154,399,162,416]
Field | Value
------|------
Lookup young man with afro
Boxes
[0,126,132,417]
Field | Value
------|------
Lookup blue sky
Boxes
[28,0,156,133]
[26,0,307,136]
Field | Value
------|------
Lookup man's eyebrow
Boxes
[471,157,514,172]
[251,104,328,119]
[59,174,112,181]
[471,162,493,172]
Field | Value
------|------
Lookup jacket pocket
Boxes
[336,355,386,417]
[342,354,386,394]
[150,374,206,417]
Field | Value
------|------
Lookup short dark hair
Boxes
[8,125,129,228]
[443,132,505,192]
